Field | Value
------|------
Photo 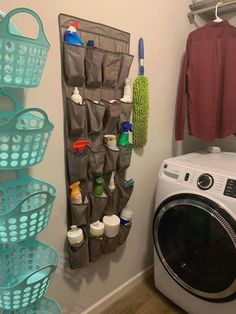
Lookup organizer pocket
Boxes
[119,102,133,126]
[86,99,106,134]
[104,146,119,173]
[68,237,89,269]
[64,43,86,87]
[85,48,104,88]
[118,54,134,88]
[103,52,121,88]
[66,98,87,137]
[88,148,105,176]
[104,186,119,215]
[102,235,119,254]
[117,145,132,170]
[117,183,134,211]
[89,193,108,223]
[67,149,89,182]
[102,100,121,134]
[89,237,104,262]
[119,223,132,245]
[69,201,89,226]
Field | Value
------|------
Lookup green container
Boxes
[0,94,54,169]
[0,8,50,88]
[0,170,56,244]
[0,240,60,311]
[2,297,61,314]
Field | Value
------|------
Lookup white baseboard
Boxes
[81,264,153,314]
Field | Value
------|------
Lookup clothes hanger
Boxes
[213,2,223,22]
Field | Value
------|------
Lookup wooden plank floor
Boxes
[100,275,186,314]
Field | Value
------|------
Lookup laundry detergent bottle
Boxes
[64,20,84,45]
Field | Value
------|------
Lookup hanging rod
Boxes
[188,0,236,23]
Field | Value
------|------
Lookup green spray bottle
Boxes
[118,122,132,146]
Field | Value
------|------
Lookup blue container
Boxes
[0,240,60,310]
[0,170,56,244]
[2,297,61,313]
[0,89,54,169]
[0,8,50,88]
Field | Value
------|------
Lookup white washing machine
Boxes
[153,148,236,314]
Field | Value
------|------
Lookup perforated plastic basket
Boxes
[0,240,60,311]
[2,296,61,314]
[0,8,50,88]
[0,170,56,244]
[0,94,54,169]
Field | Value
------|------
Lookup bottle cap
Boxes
[90,221,104,237]
[120,208,133,221]
[87,40,95,47]
[67,226,84,246]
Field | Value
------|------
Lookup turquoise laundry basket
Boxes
[2,297,61,314]
[0,90,54,169]
[0,8,50,88]
[0,239,60,311]
[0,170,56,244]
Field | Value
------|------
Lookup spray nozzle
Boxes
[73,139,89,153]
[121,122,132,132]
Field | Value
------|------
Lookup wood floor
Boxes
[100,275,186,314]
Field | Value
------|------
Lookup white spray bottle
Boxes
[108,171,115,192]
[120,78,133,103]
[71,87,83,104]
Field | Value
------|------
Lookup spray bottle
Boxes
[71,87,83,104]
[108,171,115,192]
[93,176,104,197]
[120,78,133,103]
[73,139,89,155]
[118,122,132,146]
[64,20,84,46]
[69,181,82,204]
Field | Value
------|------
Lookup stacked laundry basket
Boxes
[0,8,60,313]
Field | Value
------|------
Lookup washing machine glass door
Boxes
[153,194,236,302]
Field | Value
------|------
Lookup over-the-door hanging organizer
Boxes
[0,8,61,313]
[58,14,134,268]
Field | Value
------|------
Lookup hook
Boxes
[215,2,223,20]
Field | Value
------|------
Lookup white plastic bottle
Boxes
[71,87,83,104]
[67,226,84,247]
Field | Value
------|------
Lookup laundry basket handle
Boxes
[15,191,55,214]
[24,265,56,286]
[0,88,24,112]
[0,8,50,46]
[0,108,53,132]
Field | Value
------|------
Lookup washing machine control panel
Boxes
[224,179,236,198]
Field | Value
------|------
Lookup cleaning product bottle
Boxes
[120,78,133,103]
[93,176,104,197]
[104,135,119,151]
[64,20,84,46]
[69,181,82,204]
[120,208,133,225]
[108,171,115,192]
[71,87,83,104]
[90,221,104,238]
[67,226,84,247]
[118,122,132,146]
[73,139,89,155]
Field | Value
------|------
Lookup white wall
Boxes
[0,1,192,313]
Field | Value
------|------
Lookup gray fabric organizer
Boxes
[58,14,134,268]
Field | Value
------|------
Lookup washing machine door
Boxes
[153,193,236,302]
